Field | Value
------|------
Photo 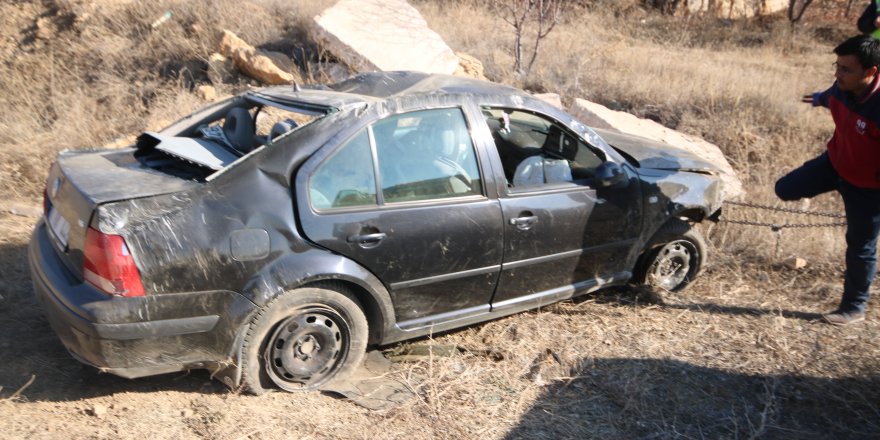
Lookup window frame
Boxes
[307,105,488,213]
[480,106,609,195]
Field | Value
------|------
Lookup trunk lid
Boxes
[45,148,197,279]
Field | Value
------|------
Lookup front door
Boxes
[297,108,504,327]
[480,107,641,309]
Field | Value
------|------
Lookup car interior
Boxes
[482,107,604,188]
[134,101,316,181]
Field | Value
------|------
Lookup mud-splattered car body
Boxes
[29,72,724,391]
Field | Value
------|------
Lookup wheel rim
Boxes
[647,240,695,291]
[263,306,349,391]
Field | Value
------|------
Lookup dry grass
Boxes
[1,0,878,438]
[417,0,849,262]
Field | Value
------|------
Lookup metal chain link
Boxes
[719,201,847,231]
[723,200,846,218]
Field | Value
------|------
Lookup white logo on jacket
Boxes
[856,118,867,135]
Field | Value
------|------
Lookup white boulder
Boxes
[313,0,459,74]
[572,99,743,200]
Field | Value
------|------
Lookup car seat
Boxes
[270,119,298,141]
[512,156,572,187]
[223,107,257,153]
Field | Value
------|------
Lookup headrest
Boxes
[269,119,298,140]
[223,107,255,153]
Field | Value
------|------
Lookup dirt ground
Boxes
[1,203,878,440]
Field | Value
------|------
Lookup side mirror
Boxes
[595,161,627,188]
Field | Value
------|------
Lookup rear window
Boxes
[135,98,321,181]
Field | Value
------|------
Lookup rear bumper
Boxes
[28,221,256,378]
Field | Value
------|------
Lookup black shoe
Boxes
[822,310,865,326]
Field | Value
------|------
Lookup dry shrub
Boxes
[0,0,329,200]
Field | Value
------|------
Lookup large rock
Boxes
[218,30,300,86]
[685,0,787,18]
[572,99,743,200]
[313,0,459,74]
[532,93,563,109]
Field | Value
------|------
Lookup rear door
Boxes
[296,107,504,327]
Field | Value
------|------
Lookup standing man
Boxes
[776,35,880,325]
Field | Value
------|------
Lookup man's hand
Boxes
[801,93,814,104]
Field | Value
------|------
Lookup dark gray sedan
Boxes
[29,71,723,393]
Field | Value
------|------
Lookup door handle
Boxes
[347,232,387,249]
[509,215,539,230]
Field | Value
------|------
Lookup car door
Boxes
[479,107,642,310]
[296,107,504,328]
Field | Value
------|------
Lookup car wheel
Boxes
[240,287,368,394]
[637,219,706,292]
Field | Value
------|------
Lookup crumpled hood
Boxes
[593,128,719,174]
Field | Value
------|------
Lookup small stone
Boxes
[785,257,807,270]
[35,17,53,40]
[89,404,108,417]
[197,85,217,101]
[453,52,486,80]
[181,409,194,418]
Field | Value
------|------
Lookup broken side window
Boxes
[482,107,604,188]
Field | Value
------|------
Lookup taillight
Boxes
[83,228,145,297]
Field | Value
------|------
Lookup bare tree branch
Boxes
[787,0,814,23]
[526,0,566,77]
[494,0,565,77]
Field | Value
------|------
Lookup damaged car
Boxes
[29,71,724,393]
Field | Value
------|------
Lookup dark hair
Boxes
[834,35,880,69]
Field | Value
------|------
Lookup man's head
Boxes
[833,35,880,94]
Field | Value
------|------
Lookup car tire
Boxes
[240,286,368,395]
[636,219,706,292]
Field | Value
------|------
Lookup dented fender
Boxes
[637,167,723,240]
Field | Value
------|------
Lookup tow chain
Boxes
[719,200,847,231]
